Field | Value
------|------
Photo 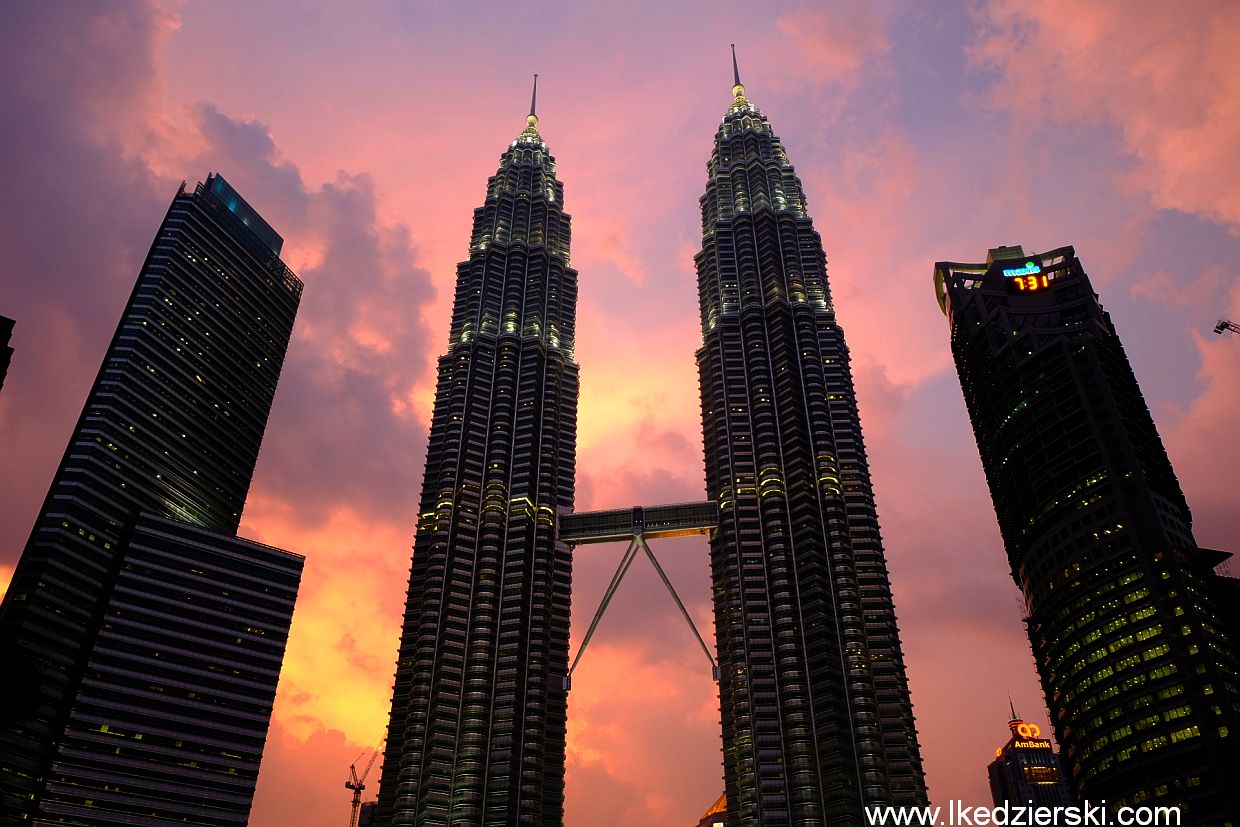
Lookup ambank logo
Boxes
[1016,721,1041,738]
[1003,261,1042,277]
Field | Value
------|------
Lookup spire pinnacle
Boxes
[527,73,539,128]
[1008,696,1019,722]
[730,44,745,100]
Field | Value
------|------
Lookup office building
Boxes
[694,55,927,821]
[988,711,1071,807]
[935,244,1240,821]
[0,315,12,394]
[375,84,578,825]
[0,173,303,824]
[696,793,726,827]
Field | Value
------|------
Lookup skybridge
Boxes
[557,502,719,689]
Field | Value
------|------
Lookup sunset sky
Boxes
[2,2,1240,824]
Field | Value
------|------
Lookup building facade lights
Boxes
[936,244,1240,822]
[694,56,927,821]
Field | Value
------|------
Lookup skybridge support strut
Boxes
[557,502,720,690]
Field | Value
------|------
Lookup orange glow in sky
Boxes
[2,3,1240,825]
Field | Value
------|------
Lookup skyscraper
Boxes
[696,793,727,827]
[376,82,578,825]
[0,173,304,825]
[935,244,1240,821]
[694,54,927,822]
[987,711,1070,808]
[0,315,13,395]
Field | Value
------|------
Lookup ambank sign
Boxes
[995,720,1054,755]
[1015,721,1042,738]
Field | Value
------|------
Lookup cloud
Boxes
[250,720,380,827]
[0,5,433,816]
[971,0,1240,227]
[0,0,175,560]
[1130,265,1227,308]
[1161,280,1240,545]
[565,644,722,827]
[776,2,891,80]
[239,496,407,744]
[180,108,439,820]
[6,3,1240,825]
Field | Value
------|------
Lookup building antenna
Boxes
[528,73,539,126]
[730,44,745,98]
[1008,695,1019,721]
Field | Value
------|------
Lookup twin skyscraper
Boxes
[4,54,1235,827]
[372,64,927,825]
[0,63,927,825]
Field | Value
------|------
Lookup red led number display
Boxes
[1010,274,1049,292]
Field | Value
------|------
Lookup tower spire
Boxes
[1009,696,1019,721]
[730,44,745,99]
[527,73,539,127]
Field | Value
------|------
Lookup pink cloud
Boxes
[249,720,381,827]
[776,2,891,79]
[565,643,722,827]
[1161,283,1240,544]
[238,497,407,744]
[1130,265,1227,307]
[5,3,1240,825]
[972,0,1240,226]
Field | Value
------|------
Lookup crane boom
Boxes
[1214,319,1240,335]
[359,740,382,784]
[345,738,385,827]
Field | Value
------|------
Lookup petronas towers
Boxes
[375,86,578,825]
[697,71,926,819]
[377,62,925,825]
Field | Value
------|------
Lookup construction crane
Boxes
[1215,319,1240,336]
[345,739,383,827]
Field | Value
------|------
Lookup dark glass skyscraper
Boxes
[376,93,578,825]
[0,173,303,825]
[935,245,1240,821]
[0,315,13,395]
[694,65,927,822]
[987,712,1070,808]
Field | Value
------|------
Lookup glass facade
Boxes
[987,717,1071,808]
[695,81,927,823]
[0,173,303,823]
[0,314,12,395]
[936,245,1240,822]
[375,112,578,825]
[38,514,302,825]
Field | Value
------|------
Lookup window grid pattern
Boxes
[937,246,1240,822]
[376,122,578,827]
[696,95,927,825]
[0,175,302,821]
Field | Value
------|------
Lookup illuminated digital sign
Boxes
[1002,262,1050,293]
[1002,261,1041,277]
[997,721,1055,755]
[1008,274,1050,292]
[1014,739,1053,749]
